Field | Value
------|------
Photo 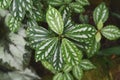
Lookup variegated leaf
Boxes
[80,59,96,70]
[22,0,33,11]
[93,2,109,25]
[46,6,64,35]
[35,38,58,61]
[101,25,120,40]
[72,65,83,80]
[62,73,73,80]
[53,73,63,80]
[64,0,72,4]
[48,0,64,6]
[65,24,96,43]
[76,0,90,6]
[61,38,83,65]
[27,20,51,48]
[69,2,85,13]
[49,41,64,71]
[0,0,12,9]
[5,14,21,32]
[63,64,72,72]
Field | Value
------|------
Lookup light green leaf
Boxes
[35,37,58,61]
[69,2,85,13]
[61,38,83,65]
[63,64,73,72]
[63,73,73,80]
[101,25,120,40]
[95,32,102,42]
[93,2,109,25]
[53,73,63,80]
[65,24,96,43]
[76,0,90,6]
[80,59,96,70]
[72,65,83,80]
[48,0,64,6]
[5,14,21,32]
[46,6,64,35]
[97,20,103,30]
[0,0,12,9]
[27,20,50,48]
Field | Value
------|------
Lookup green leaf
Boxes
[95,32,102,42]
[63,73,73,80]
[5,14,21,32]
[72,65,83,80]
[80,59,96,70]
[46,6,64,35]
[63,64,73,72]
[48,0,64,6]
[93,2,109,25]
[61,38,83,65]
[65,24,96,43]
[76,0,90,6]
[97,20,103,30]
[22,0,33,11]
[35,37,58,61]
[0,0,12,9]
[69,2,85,13]
[64,0,72,4]
[101,25,120,40]
[53,73,63,80]
[27,21,50,48]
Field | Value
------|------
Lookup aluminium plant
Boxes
[0,0,120,80]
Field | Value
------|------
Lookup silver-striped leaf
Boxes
[63,64,72,73]
[101,25,120,40]
[46,6,64,35]
[93,2,109,25]
[61,38,83,65]
[27,20,51,48]
[53,73,63,80]
[5,14,21,32]
[72,65,83,80]
[0,0,12,9]
[76,0,90,6]
[62,73,73,80]
[35,37,58,61]
[48,0,64,6]
[80,59,96,70]
[65,24,96,43]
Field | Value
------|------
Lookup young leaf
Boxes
[27,22,51,48]
[65,24,96,43]
[63,73,74,80]
[101,25,120,40]
[35,37,58,61]
[0,0,12,9]
[61,38,83,65]
[53,73,63,80]
[72,65,83,80]
[95,32,102,42]
[93,2,109,25]
[80,59,96,70]
[76,0,90,6]
[69,2,85,13]
[5,14,21,32]
[46,6,64,35]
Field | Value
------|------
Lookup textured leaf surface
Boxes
[80,59,96,70]
[101,25,120,40]
[65,24,96,43]
[61,39,83,65]
[76,0,90,6]
[93,2,109,25]
[46,6,64,34]
[48,0,64,6]
[0,0,12,9]
[62,73,73,80]
[72,65,83,80]
[63,64,72,72]
[35,38,58,61]
[53,73,63,80]
[5,14,21,32]
[27,21,50,48]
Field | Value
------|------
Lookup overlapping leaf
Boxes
[93,2,109,25]
[65,24,96,43]
[0,0,12,9]
[101,25,120,40]
[46,6,64,34]
[61,38,83,65]
[48,0,64,6]
[76,0,90,6]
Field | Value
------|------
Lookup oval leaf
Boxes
[61,38,83,65]
[63,73,73,80]
[53,73,63,80]
[76,0,90,6]
[93,2,109,25]
[101,25,120,40]
[46,6,64,35]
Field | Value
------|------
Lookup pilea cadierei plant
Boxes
[0,0,120,80]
